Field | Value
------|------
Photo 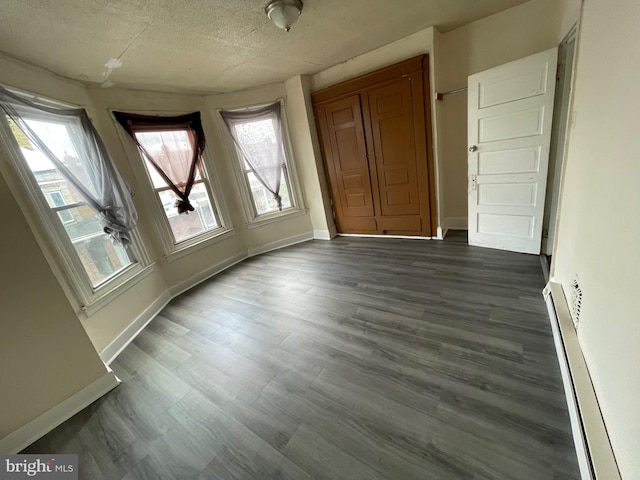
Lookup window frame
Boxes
[0,88,152,315]
[218,100,306,227]
[113,111,233,260]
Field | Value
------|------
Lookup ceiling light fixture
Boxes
[265,0,303,32]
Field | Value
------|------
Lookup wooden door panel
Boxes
[320,95,375,219]
[367,81,421,217]
[341,216,378,233]
[377,216,421,234]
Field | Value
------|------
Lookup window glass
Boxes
[157,183,218,242]
[232,117,294,216]
[130,127,221,245]
[246,168,292,215]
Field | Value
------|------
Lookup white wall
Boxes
[434,0,582,226]
[0,55,111,440]
[311,28,435,91]
[284,75,335,238]
[552,0,640,477]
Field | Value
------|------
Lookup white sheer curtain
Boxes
[221,102,286,210]
[0,86,138,246]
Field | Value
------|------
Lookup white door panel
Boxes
[478,183,538,207]
[478,65,550,108]
[468,48,558,254]
[478,147,541,175]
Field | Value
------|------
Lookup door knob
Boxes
[469,145,478,152]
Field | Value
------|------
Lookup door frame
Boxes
[544,26,579,261]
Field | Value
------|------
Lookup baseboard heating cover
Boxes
[543,281,621,480]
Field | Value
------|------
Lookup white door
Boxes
[467,48,558,254]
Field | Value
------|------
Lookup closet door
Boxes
[366,78,423,233]
[316,94,377,232]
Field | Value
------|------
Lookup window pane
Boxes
[247,166,292,215]
[231,116,294,217]
[57,205,131,286]
[134,130,201,189]
[23,117,98,198]
[158,183,218,243]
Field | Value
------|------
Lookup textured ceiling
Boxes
[0,0,530,94]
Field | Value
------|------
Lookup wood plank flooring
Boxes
[25,234,580,479]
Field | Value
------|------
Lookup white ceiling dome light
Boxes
[265,0,303,32]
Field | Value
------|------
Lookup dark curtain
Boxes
[114,111,206,214]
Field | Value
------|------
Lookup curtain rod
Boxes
[435,87,467,101]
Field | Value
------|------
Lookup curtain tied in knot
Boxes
[113,111,206,218]
[175,198,195,214]
[99,205,132,246]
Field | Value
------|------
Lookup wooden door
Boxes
[468,48,558,254]
[313,55,434,237]
[316,94,377,233]
[366,78,423,234]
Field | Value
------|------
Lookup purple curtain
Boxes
[114,111,205,214]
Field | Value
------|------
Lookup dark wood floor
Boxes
[26,234,580,479]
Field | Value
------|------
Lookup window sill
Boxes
[246,208,308,229]
[80,263,157,317]
[165,228,236,263]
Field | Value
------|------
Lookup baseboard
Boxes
[442,216,468,238]
[102,232,315,366]
[543,281,621,480]
[99,291,172,365]
[168,252,247,300]
[0,370,120,453]
[247,232,314,257]
[337,233,431,240]
[313,229,333,240]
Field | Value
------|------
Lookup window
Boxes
[134,129,221,243]
[114,111,229,253]
[234,121,293,215]
[221,102,303,223]
[0,94,148,307]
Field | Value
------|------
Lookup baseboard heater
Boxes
[543,281,621,480]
